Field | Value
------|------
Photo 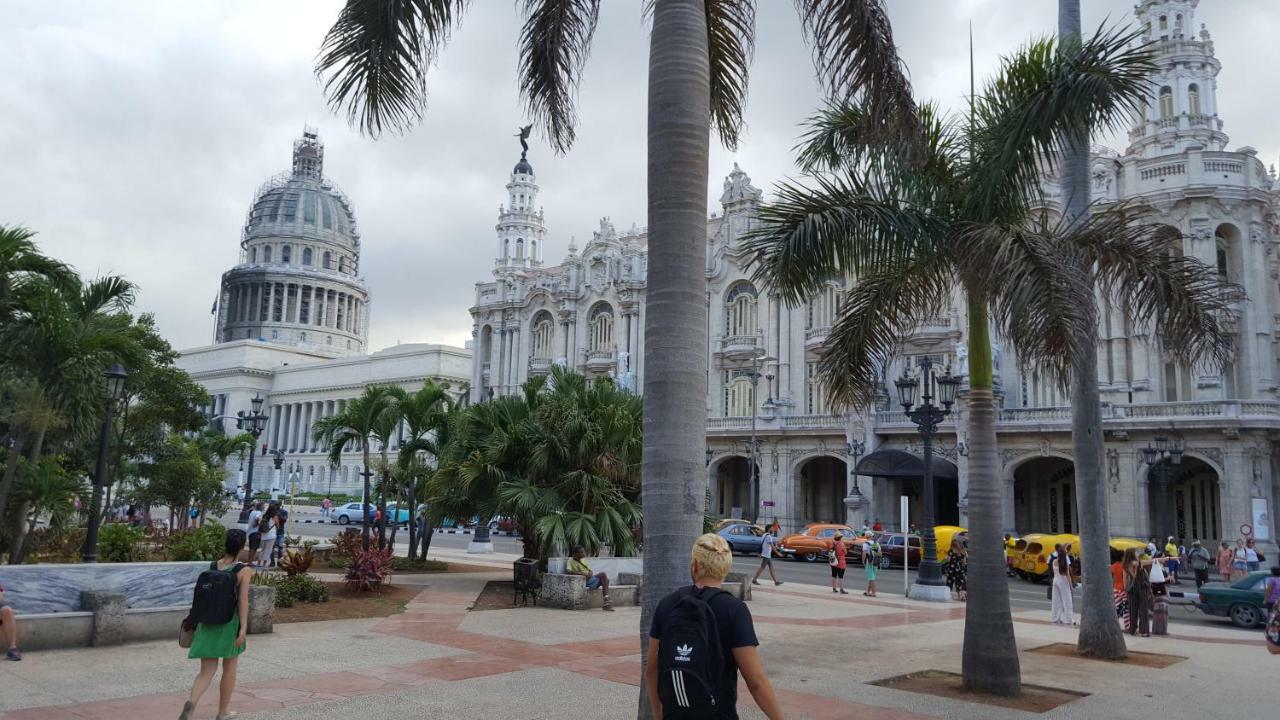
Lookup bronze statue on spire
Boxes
[515,124,532,155]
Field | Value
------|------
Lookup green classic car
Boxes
[1195,571,1271,628]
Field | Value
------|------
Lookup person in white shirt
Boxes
[750,528,783,587]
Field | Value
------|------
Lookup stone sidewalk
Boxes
[0,568,1271,720]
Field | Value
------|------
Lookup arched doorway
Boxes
[854,449,959,528]
[797,456,847,526]
[1147,456,1220,543]
[713,456,756,519]
[1013,457,1076,534]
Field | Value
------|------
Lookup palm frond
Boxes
[743,175,942,305]
[1067,208,1244,368]
[819,255,954,407]
[794,0,926,162]
[518,0,600,154]
[316,0,467,137]
[705,0,755,149]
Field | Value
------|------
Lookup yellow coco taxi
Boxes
[932,526,969,561]
[1017,533,1079,581]
[1009,533,1048,579]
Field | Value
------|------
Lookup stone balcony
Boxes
[585,349,615,373]
[719,333,762,360]
[804,326,831,351]
[872,400,1280,436]
[528,357,552,376]
[706,413,850,436]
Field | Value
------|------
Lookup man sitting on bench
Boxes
[567,546,614,611]
[0,580,20,660]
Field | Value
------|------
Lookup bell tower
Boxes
[495,128,546,274]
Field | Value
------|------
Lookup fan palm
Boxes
[311,384,402,550]
[314,7,924,695]
[747,27,1239,695]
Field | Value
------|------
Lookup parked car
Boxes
[382,502,411,524]
[488,516,518,533]
[713,518,764,533]
[718,523,765,555]
[333,502,375,525]
[777,523,858,563]
[847,532,886,566]
[1195,571,1271,628]
[877,533,924,569]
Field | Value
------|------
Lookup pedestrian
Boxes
[1163,536,1180,584]
[1187,540,1211,588]
[1146,537,1158,558]
[1110,548,1129,630]
[1149,555,1168,597]
[1050,543,1075,625]
[1232,538,1249,580]
[644,533,784,720]
[271,507,289,566]
[179,528,252,720]
[908,523,921,537]
[871,518,884,532]
[189,505,200,528]
[768,518,780,537]
[863,531,881,597]
[253,504,279,567]
[1245,538,1263,572]
[321,496,331,520]
[750,524,783,587]
[829,533,848,595]
[1264,566,1280,612]
[244,501,264,562]
[1217,541,1234,582]
[945,539,968,601]
[1124,548,1152,637]
[0,579,21,661]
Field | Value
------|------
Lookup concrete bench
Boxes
[540,573,638,610]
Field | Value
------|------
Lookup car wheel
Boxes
[338,514,350,525]
[802,551,819,563]
[1229,603,1260,628]
[880,555,891,570]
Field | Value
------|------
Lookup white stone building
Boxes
[470,0,1280,551]
[178,130,471,495]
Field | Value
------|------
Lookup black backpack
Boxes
[189,561,244,625]
[657,586,727,719]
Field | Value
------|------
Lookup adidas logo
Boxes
[674,644,693,662]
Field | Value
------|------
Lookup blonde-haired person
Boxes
[645,534,783,720]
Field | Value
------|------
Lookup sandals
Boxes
[178,701,195,720]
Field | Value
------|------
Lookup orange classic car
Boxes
[776,523,858,563]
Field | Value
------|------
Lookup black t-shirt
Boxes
[649,585,758,719]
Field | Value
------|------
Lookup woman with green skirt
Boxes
[180,529,252,720]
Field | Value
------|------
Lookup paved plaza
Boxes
[0,550,1270,720]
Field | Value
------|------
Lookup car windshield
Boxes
[818,529,836,538]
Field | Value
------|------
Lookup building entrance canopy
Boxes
[853,449,958,481]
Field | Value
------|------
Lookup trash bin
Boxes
[513,557,540,606]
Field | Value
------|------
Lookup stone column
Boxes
[779,305,792,402]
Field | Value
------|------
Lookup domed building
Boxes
[213,128,370,356]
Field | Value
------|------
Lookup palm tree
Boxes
[311,385,402,551]
[747,27,1238,694]
[314,8,923,702]
[11,456,84,563]
[0,225,75,325]
[392,380,454,555]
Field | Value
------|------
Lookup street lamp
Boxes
[236,394,270,523]
[741,354,774,524]
[82,363,129,562]
[895,357,961,598]
[846,439,866,497]
[1142,435,1183,541]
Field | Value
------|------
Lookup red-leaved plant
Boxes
[344,547,393,592]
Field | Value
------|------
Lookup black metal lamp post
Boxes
[236,394,269,523]
[895,357,961,590]
[846,439,866,498]
[82,364,129,562]
[1142,435,1183,542]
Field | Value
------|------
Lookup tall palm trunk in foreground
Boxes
[960,299,1021,694]
[639,1,711,712]
[1059,0,1127,659]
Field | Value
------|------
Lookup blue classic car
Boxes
[1195,571,1271,628]
[718,523,765,555]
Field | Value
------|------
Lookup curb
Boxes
[295,518,520,537]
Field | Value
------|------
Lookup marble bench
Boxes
[539,571,747,610]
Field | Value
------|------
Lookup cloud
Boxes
[1,0,1274,353]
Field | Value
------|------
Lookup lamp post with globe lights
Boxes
[81,364,129,562]
[236,395,269,523]
[1142,435,1184,542]
[895,357,962,600]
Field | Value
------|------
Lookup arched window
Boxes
[339,256,348,274]
[1158,15,1167,30]
[724,282,758,338]
[590,304,614,352]
[516,238,525,259]
[300,332,307,342]
[1215,246,1228,278]
[531,240,538,259]
[302,248,313,266]
[1188,83,1200,115]
[1159,87,1174,119]
[281,245,292,264]
[806,285,840,330]
[722,370,755,417]
[323,251,332,269]
[262,245,273,263]
[249,247,257,263]
[531,312,555,359]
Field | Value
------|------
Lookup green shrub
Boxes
[167,522,227,561]
[251,572,330,608]
[331,528,362,559]
[98,523,145,562]
[26,527,86,563]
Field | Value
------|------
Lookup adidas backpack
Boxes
[189,561,243,626]
[657,586,727,719]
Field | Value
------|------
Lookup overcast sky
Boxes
[3,1,1276,353]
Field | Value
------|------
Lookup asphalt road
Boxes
[217,505,1251,633]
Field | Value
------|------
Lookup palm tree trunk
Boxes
[1060,0,1128,660]
[960,297,1022,695]
[639,1,711,717]
[360,446,372,551]
[0,428,27,521]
